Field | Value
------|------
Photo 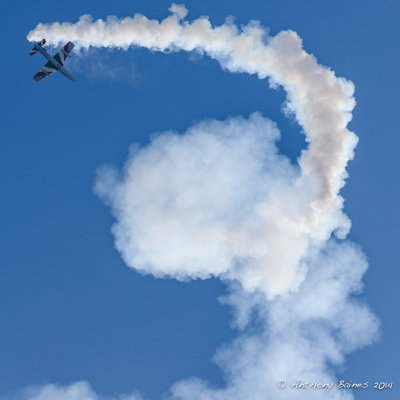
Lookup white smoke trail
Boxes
[29,3,357,297]
[25,4,378,400]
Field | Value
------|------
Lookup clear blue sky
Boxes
[0,0,399,399]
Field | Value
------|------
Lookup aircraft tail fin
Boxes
[29,38,46,55]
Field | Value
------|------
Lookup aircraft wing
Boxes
[33,63,57,82]
[33,72,47,82]
[32,41,76,82]
[52,42,75,66]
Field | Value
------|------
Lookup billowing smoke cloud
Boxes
[171,240,377,400]
[96,114,306,297]
[26,4,378,400]
[93,115,378,400]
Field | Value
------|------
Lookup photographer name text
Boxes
[277,379,393,391]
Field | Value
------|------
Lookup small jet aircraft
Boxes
[29,39,76,82]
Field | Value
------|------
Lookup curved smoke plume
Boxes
[26,4,378,400]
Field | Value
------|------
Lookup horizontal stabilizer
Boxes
[29,38,46,55]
